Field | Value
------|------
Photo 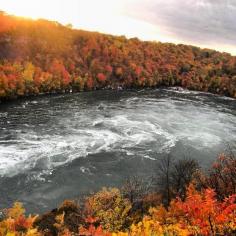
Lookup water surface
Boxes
[0,88,235,213]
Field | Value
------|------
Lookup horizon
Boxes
[0,0,236,56]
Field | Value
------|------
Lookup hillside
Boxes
[0,11,236,100]
[0,154,236,235]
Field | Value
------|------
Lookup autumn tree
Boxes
[155,155,199,206]
[84,188,132,232]
[201,153,236,200]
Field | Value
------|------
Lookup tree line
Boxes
[0,11,236,101]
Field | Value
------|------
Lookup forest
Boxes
[0,11,236,236]
[0,11,236,101]
[0,153,235,235]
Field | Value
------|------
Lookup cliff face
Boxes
[0,12,236,100]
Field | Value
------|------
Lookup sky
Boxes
[0,0,235,55]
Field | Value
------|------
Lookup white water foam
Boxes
[0,90,235,178]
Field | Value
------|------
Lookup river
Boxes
[0,88,235,213]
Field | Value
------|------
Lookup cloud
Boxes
[123,0,236,53]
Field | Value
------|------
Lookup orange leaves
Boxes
[168,184,236,235]
[7,202,25,219]
[0,202,39,236]
[83,188,132,232]
[135,66,142,77]
[49,59,71,87]
[79,217,111,236]
[0,12,15,33]
[125,183,235,235]
[85,77,94,91]
[115,68,123,77]
[85,216,98,224]
[79,225,111,236]
[105,65,112,73]
[14,215,37,232]
[217,194,236,225]
[97,73,106,83]
[204,154,236,199]
[81,186,234,235]
[0,12,236,100]
[0,183,235,235]
[137,77,146,86]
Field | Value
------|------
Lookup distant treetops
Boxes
[0,11,236,100]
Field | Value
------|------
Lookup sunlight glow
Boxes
[0,0,235,55]
[0,0,169,42]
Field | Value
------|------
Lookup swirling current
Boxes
[0,88,235,213]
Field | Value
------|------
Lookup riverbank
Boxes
[1,85,235,106]
[1,154,235,236]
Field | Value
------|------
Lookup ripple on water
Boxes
[0,89,235,178]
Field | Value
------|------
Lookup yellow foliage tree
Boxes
[0,202,39,236]
[84,188,132,232]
